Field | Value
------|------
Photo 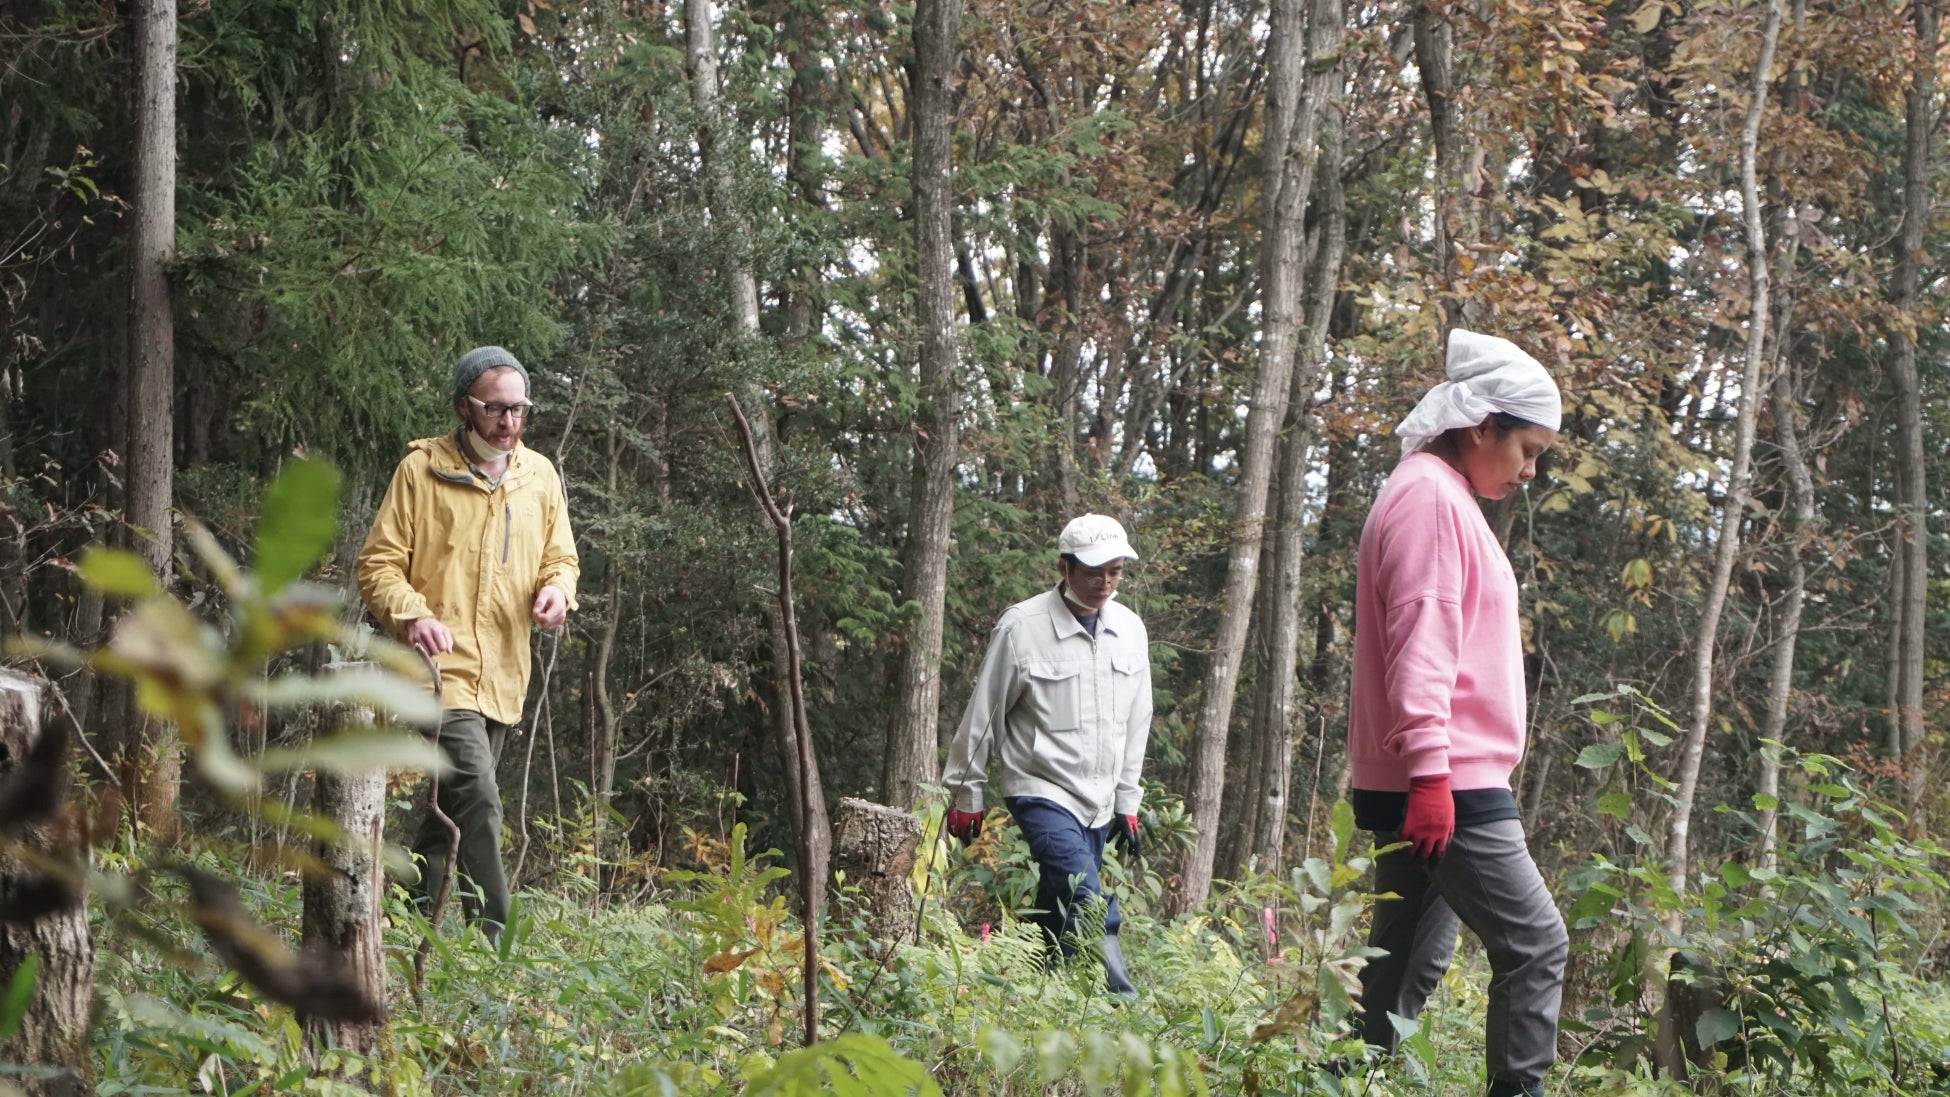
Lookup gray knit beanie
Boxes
[452,346,530,401]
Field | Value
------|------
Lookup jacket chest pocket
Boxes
[1025,663,1082,733]
[1110,652,1144,725]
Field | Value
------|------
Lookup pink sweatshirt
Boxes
[1348,452,1528,792]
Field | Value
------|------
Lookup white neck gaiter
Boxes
[463,427,515,465]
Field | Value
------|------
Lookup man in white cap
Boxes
[941,514,1153,999]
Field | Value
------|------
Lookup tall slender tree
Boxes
[687,0,832,871]
[123,0,180,831]
[1887,0,1936,816]
[1238,19,1347,875]
[883,0,964,809]
[1666,0,1787,921]
[1176,0,1319,911]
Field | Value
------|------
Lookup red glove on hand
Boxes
[1110,813,1140,857]
[1402,775,1455,860]
[947,809,985,845]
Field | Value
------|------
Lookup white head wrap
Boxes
[1395,330,1563,454]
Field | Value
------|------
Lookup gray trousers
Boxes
[1357,819,1568,1089]
[412,709,513,934]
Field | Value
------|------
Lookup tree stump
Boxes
[0,669,94,1096]
[299,697,386,1060]
[831,798,923,942]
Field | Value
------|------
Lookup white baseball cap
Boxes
[1057,514,1139,567]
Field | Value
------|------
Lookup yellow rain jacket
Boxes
[357,429,580,724]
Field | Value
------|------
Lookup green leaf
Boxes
[78,547,161,599]
[1638,727,1674,747]
[1575,742,1626,770]
[1567,885,1619,928]
[255,459,343,596]
[1330,798,1355,863]
[1695,1008,1740,1048]
[257,726,451,776]
[1720,862,1752,888]
[1596,790,1632,818]
[0,953,37,1039]
[253,668,441,727]
[1037,1029,1078,1087]
[979,1026,1024,1077]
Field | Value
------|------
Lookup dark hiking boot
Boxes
[1485,1079,1543,1097]
[1101,934,1138,1000]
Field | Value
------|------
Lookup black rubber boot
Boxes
[1485,1079,1543,1097]
[1100,934,1138,1000]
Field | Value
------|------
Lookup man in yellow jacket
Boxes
[357,346,579,940]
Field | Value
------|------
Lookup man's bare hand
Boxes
[406,616,454,656]
[532,585,568,630]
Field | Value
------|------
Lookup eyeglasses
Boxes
[467,396,536,421]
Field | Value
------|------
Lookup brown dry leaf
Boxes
[1249,982,1320,1044]
[703,948,756,974]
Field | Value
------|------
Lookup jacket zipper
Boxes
[502,502,512,563]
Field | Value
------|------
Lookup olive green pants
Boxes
[412,709,513,935]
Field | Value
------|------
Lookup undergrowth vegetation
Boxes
[78,781,1950,1097]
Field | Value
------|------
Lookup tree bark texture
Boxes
[1888,0,1935,817]
[1665,0,1784,932]
[300,704,386,1059]
[1175,0,1318,913]
[1758,346,1812,873]
[688,0,832,868]
[1412,0,1462,284]
[0,670,94,1096]
[126,0,176,580]
[122,0,180,836]
[830,797,924,942]
[1241,23,1347,877]
[884,0,964,810]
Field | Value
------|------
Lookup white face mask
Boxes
[463,427,515,464]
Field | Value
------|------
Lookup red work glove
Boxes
[1110,813,1140,857]
[1402,775,1455,860]
[947,809,985,845]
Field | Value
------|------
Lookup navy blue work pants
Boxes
[1007,796,1121,948]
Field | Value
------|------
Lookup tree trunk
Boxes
[1412,0,1462,286]
[1662,0,1784,1068]
[1174,0,1320,913]
[300,701,385,1059]
[687,0,832,870]
[830,798,924,942]
[1888,0,1935,819]
[1758,348,1812,873]
[883,0,963,810]
[1241,36,1347,877]
[122,0,179,836]
[591,562,622,802]
[0,670,94,1096]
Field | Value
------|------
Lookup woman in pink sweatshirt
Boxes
[1346,331,1569,1097]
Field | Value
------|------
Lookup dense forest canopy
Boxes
[0,0,1946,1090]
